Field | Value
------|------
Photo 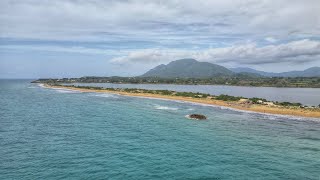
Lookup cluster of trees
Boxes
[175,92,210,98]
[214,95,268,103]
[274,102,302,107]
[32,76,320,88]
[215,94,243,101]
[249,97,268,103]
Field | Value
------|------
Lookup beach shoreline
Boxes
[42,84,320,118]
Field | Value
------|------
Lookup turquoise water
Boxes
[1,80,320,179]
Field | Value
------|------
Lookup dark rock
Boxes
[188,114,207,120]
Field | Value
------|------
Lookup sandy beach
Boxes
[44,84,320,118]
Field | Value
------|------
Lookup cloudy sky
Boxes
[1,0,320,78]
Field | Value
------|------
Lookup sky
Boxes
[0,0,320,78]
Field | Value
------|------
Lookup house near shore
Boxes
[263,102,275,106]
[257,100,264,104]
[239,99,251,104]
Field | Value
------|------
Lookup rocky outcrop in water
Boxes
[187,114,207,120]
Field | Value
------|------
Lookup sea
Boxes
[1,80,320,179]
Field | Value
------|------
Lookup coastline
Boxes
[43,84,320,118]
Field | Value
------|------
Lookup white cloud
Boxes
[1,0,320,71]
[111,39,320,65]
[0,0,319,42]
[0,44,126,55]
[265,37,277,43]
[1,39,319,68]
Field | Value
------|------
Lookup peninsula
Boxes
[32,59,320,88]
[42,84,320,118]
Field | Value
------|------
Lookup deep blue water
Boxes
[70,83,320,106]
[1,80,320,179]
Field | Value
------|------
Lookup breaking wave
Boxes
[154,105,178,110]
[92,93,118,98]
[55,89,80,93]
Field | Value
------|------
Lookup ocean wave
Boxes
[92,93,118,98]
[154,105,178,110]
[298,137,320,141]
[54,89,81,94]
[38,84,46,88]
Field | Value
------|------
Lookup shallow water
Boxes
[1,80,320,179]
[71,83,320,106]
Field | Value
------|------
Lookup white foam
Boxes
[38,84,46,88]
[55,89,80,94]
[154,105,178,110]
[92,93,118,98]
[41,86,82,93]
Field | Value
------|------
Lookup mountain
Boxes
[142,58,320,78]
[230,67,320,77]
[141,59,233,78]
[277,67,320,77]
[229,67,278,77]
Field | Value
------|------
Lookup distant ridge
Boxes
[230,67,320,77]
[142,58,320,78]
[141,59,233,78]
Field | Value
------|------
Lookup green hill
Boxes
[141,59,233,78]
